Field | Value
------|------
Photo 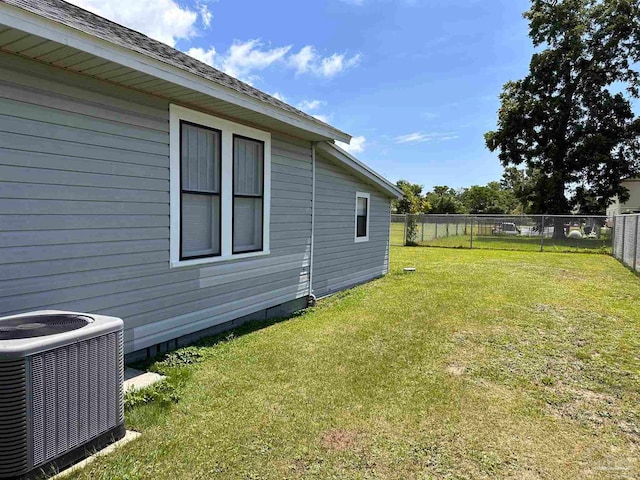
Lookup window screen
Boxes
[356,196,368,238]
[180,121,221,259]
[233,136,264,253]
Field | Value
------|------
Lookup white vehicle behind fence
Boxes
[492,222,521,235]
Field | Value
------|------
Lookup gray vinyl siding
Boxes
[0,53,312,353]
[312,156,391,298]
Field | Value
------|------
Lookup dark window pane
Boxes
[357,215,367,237]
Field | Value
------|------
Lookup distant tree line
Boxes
[393,173,528,215]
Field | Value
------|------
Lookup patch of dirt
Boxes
[320,429,359,452]
[545,386,640,440]
[446,364,466,376]
[531,304,566,320]
[556,269,585,281]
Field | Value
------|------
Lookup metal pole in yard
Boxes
[456,223,459,236]
[435,220,438,239]
[421,220,424,242]
[470,216,474,249]
[403,214,408,246]
[446,223,449,237]
[611,216,615,257]
[633,216,639,271]
[540,215,545,252]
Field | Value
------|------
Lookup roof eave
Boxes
[0,2,351,143]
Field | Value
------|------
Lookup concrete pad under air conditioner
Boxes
[124,367,165,392]
[51,430,141,479]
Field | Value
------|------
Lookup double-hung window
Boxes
[355,192,370,243]
[170,105,271,267]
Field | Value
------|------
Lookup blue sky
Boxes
[70,0,535,191]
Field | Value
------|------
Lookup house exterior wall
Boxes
[0,53,312,354]
[606,179,640,216]
[0,52,393,355]
[312,155,391,298]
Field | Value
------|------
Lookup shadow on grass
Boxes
[129,308,309,372]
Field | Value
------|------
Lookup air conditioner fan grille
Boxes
[0,314,91,340]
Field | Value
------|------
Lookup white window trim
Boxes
[170,104,271,267]
[354,191,371,243]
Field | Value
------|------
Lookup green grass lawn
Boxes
[68,247,639,479]
[390,222,405,245]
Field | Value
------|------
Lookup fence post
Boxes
[612,216,616,257]
[421,220,424,242]
[540,215,545,252]
[403,214,408,246]
[470,216,474,249]
[621,215,626,262]
[633,216,639,271]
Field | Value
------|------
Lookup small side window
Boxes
[355,192,370,242]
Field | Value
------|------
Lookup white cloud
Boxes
[199,3,212,28]
[186,40,360,83]
[320,53,361,77]
[297,99,326,111]
[337,135,366,155]
[66,0,205,47]
[187,46,216,66]
[220,40,292,81]
[289,46,314,74]
[289,46,361,78]
[394,132,459,144]
[186,40,291,83]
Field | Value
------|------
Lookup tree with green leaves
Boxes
[485,0,640,226]
[394,180,429,245]
[459,181,519,214]
[394,180,429,214]
[500,166,544,214]
[425,186,462,214]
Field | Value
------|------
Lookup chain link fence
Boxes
[390,214,612,253]
[612,214,640,271]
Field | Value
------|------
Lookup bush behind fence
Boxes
[391,214,612,253]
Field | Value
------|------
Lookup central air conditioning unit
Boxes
[0,310,125,479]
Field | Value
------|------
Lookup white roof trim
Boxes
[0,2,351,143]
[316,142,403,199]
